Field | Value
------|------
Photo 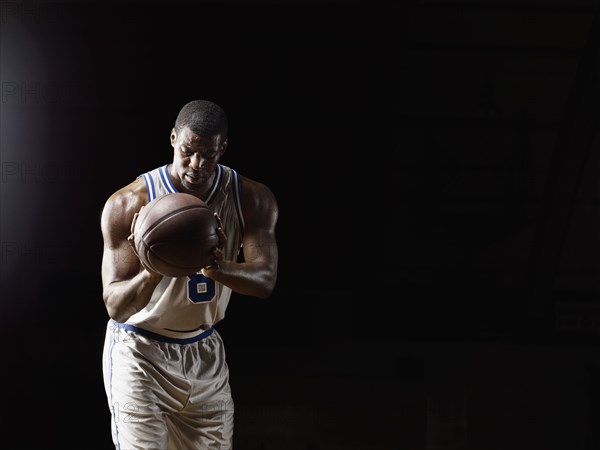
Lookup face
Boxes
[170,126,227,193]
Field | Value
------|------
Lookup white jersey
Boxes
[115,163,245,342]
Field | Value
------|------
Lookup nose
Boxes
[190,153,203,170]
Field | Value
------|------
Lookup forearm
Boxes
[203,260,276,299]
[103,270,163,322]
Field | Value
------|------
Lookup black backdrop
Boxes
[2,1,600,449]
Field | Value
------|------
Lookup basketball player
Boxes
[100,100,279,449]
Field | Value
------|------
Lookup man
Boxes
[100,99,279,449]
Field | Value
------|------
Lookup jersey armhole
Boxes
[138,172,155,202]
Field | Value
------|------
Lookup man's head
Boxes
[174,99,228,138]
[170,100,229,194]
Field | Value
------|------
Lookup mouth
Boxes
[185,172,202,184]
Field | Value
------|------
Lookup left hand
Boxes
[201,212,227,277]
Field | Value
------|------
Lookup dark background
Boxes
[1,1,600,449]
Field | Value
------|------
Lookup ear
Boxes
[220,137,228,155]
[170,128,177,147]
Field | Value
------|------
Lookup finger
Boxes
[127,233,140,258]
[213,212,223,229]
[216,227,227,248]
[202,259,221,274]
[130,211,140,235]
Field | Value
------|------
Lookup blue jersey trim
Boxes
[159,164,178,193]
[163,325,205,333]
[141,172,156,202]
[109,319,214,344]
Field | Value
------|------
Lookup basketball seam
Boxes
[139,205,211,240]
[134,194,215,276]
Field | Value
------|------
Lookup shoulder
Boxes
[239,175,277,209]
[238,174,278,227]
[104,177,147,212]
[101,178,148,234]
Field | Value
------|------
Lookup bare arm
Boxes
[201,177,279,298]
[101,179,163,322]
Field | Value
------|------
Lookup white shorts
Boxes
[102,320,234,450]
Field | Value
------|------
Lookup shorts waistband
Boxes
[109,319,215,344]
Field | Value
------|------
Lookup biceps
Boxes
[242,230,278,263]
[102,244,140,285]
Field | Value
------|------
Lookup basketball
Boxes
[133,192,219,277]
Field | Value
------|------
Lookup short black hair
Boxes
[174,100,228,137]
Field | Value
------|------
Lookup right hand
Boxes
[127,206,162,278]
